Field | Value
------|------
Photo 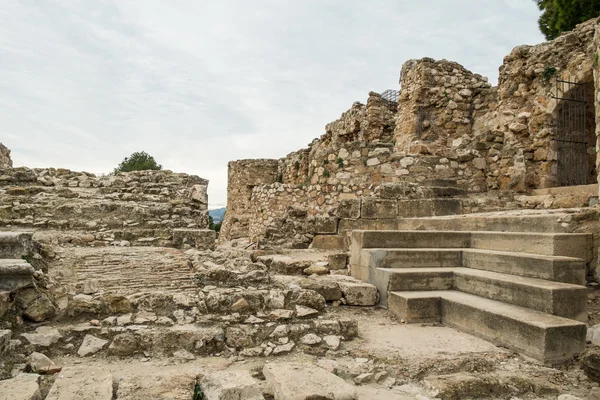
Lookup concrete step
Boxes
[393,209,594,233]
[352,230,591,259]
[359,248,586,285]
[388,290,586,363]
[381,267,587,321]
[462,249,586,285]
[469,232,592,262]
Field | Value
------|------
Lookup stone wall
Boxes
[0,144,12,169]
[471,18,597,191]
[219,159,279,242]
[0,168,210,247]
[223,18,600,247]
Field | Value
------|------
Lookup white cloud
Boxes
[0,0,544,207]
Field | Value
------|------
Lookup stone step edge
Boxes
[388,290,587,363]
[380,267,587,321]
[362,247,586,285]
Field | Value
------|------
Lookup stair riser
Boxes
[388,271,453,292]
[395,215,585,233]
[359,247,586,285]
[388,292,587,363]
[379,250,462,268]
[442,300,586,363]
[453,273,588,322]
[462,251,586,285]
[470,233,592,262]
[385,269,587,321]
[388,294,440,323]
[352,231,470,250]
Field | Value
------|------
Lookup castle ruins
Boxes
[3,17,600,400]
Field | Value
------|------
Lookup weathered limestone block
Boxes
[327,253,348,270]
[337,199,361,219]
[0,260,34,291]
[377,182,415,199]
[21,326,62,347]
[337,281,378,306]
[310,217,339,234]
[200,371,263,400]
[361,199,397,219]
[46,367,113,400]
[77,334,109,357]
[263,362,357,400]
[172,229,216,250]
[298,279,342,301]
[0,374,42,400]
[15,288,57,322]
[311,235,345,250]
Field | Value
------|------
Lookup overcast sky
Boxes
[0,0,545,208]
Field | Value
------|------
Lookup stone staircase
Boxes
[349,213,593,363]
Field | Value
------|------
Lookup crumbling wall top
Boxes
[0,143,12,168]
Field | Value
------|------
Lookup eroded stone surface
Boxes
[46,367,112,400]
[200,370,263,400]
[0,374,41,400]
[263,362,357,400]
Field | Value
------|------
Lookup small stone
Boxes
[173,349,196,360]
[558,395,583,400]
[278,337,290,345]
[295,305,319,318]
[354,373,374,385]
[303,265,329,276]
[374,371,388,382]
[244,315,264,324]
[102,316,117,326]
[270,309,294,320]
[21,327,62,347]
[83,279,99,294]
[155,316,174,326]
[116,313,133,326]
[231,298,250,313]
[300,334,322,345]
[270,325,290,338]
[28,351,56,373]
[241,346,263,357]
[323,335,340,350]
[90,320,100,326]
[77,335,108,357]
[273,341,295,355]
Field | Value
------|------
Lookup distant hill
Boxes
[209,208,226,224]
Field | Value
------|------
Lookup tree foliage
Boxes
[113,151,162,174]
[534,0,600,40]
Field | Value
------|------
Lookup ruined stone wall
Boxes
[219,159,279,242]
[473,18,598,191]
[0,167,209,246]
[0,144,12,168]
[224,18,600,247]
